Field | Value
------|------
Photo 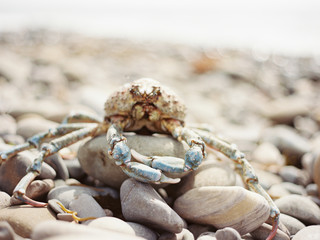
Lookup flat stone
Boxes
[88,217,157,240]
[120,178,184,233]
[31,219,143,240]
[69,193,106,223]
[0,205,56,238]
[78,134,188,188]
[250,223,290,240]
[174,186,270,235]
[292,225,320,240]
[280,213,305,235]
[275,194,320,224]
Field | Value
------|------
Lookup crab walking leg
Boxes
[193,129,280,240]
[0,123,96,164]
[13,124,101,207]
[106,124,179,183]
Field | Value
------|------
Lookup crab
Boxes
[0,78,279,239]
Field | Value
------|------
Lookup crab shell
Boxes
[104,78,186,132]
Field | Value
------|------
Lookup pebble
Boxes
[16,115,58,139]
[173,186,270,235]
[0,151,56,194]
[69,193,106,223]
[2,134,25,145]
[250,223,290,240]
[64,158,86,180]
[279,166,310,186]
[57,213,74,222]
[306,183,318,196]
[301,152,316,180]
[0,114,17,136]
[44,153,69,180]
[88,217,157,240]
[197,232,216,240]
[254,169,283,190]
[0,191,10,209]
[31,220,144,240]
[158,228,194,240]
[280,213,305,235]
[313,152,320,195]
[0,205,56,238]
[78,134,188,188]
[120,178,184,233]
[251,142,284,166]
[215,227,241,240]
[0,221,24,240]
[268,182,306,198]
[292,225,320,240]
[275,194,320,224]
[262,125,311,165]
[175,160,236,196]
[47,185,118,208]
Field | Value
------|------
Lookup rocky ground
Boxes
[0,30,320,240]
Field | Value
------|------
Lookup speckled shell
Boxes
[104,78,186,121]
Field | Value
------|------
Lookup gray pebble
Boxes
[280,213,305,235]
[279,166,310,186]
[275,194,320,224]
[48,199,66,214]
[121,178,184,233]
[64,158,86,180]
[0,114,17,136]
[306,183,318,196]
[2,134,25,145]
[44,153,69,180]
[292,225,320,240]
[250,223,290,240]
[57,213,74,222]
[197,232,216,240]
[215,227,241,240]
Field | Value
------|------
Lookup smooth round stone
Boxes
[279,166,310,186]
[275,194,320,224]
[78,134,188,188]
[64,158,86,180]
[16,115,58,139]
[120,178,184,233]
[48,185,118,208]
[2,134,25,145]
[215,227,241,240]
[0,151,56,194]
[261,125,311,165]
[88,217,157,240]
[301,152,316,180]
[268,184,290,199]
[250,223,290,240]
[0,205,56,238]
[197,232,216,240]
[292,225,320,240]
[45,153,69,180]
[306,184,318,196]
[254,169,283,190]
[31,220,143,240]
[158,228,194,240]
[174,186,270,235]
[280,213,305,235]
[251,142,284,166]
[0,114,17,136]
[0,191,10,209]
[57,213,74,222]
[0,221,24,240]
[69,193,106,223]
[175,160,236,196]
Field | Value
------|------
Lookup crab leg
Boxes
[0,123,96,164]
[12,123,101,206]
[192,128,280,240]
[106,124,179,184]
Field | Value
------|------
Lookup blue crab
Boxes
[0,78,279,239]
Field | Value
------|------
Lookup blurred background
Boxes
[0,0,319,161]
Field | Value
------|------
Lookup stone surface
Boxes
[215,227,241,240]
[69,193,106,223]
[275,194,320,224]
[292,225,320,240]
[313,152,320,195]
[197,232,216,240]
[0,151,56,194]
[174,186,270,235]
[31,220,143,240]
[44,153,69,180]
[0,221,24,240]
[280,213,305,235]
[0,205,56,238]
[251,142,284,166]
[175,160,236,196]
[279,166,310,186]
[0,191,10,209]
[158,228,194,240]
[250,223,290,240]
[120,178,184,233]
[0,114,17,136]
[78,134,188,188]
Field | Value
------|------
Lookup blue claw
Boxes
[110,141,131,165]
[184,146,203,171]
